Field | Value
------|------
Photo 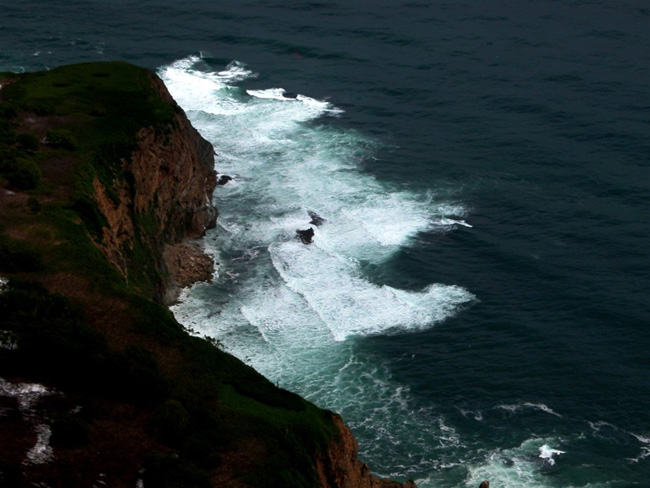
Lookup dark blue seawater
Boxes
[3,2,649,487]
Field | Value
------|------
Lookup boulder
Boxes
[217,174,233,185]
[297,228,315,244]
[308,210,326,226]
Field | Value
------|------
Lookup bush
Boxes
[149,400,191,446]
[69,195,108,240]
[9,158,41,189]
[45,129,78,150]
[27,196,41,213]
[0,156,42,190]
[29,101,55,116]
[16,133,40,154]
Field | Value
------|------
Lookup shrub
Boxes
[16,133,40,154]
[70,196,107,240]
[29,101,55,116]
[0,156,42,190]
[45,129,78,150]
[27,197,41,213]
[149,399,191,446]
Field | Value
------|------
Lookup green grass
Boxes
[1,62,174,129]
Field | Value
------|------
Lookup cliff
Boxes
[0,62,415,488]
[89,71,218,304]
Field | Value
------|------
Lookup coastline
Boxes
[0,61,416,488]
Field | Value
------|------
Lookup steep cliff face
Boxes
[92,72,217,303]
[0,62,416,488]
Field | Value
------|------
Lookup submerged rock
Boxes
[297,227,315,244]
[308,210,326,226]
[217,174,232,185]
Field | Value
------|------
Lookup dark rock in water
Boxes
[308,210,326,226]
[479,481,490,488]
[217,174,233,185]
[297,227,315,244]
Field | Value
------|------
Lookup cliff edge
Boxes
[0,62,415,487]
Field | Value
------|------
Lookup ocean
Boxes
[2,1,649,487]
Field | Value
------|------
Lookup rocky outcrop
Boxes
[91,73,217,303]
[317,416,417,488]
[297,227,315,244]
[309,210,326,226]
[162,239,214,300]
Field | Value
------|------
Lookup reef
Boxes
[0,62,415,487]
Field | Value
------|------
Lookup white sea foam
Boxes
[538,444,565,465]
[162,55,474,338]
[24,424,53,465]
[440,217,473,228]
[496,402,562,418]
[270,240,472,340]
[162,55,475,480]
[0,378,52,412]
[630,433,650,444]
[247,87,343,116]
[0,378,57,465]
[247,87,288,100]
[459,408,484,421]
[628,446,650,463]
[588,420,617,432]
[616,427,650,464]
[465,438,566,488]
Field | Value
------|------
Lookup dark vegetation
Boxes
[0,63,339,487]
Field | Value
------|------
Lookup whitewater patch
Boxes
[161,55,474,339]
[163,54,475,480]
[24,424,53,465]
[0,378,53,412]
[0,378,58,466]
[465,438,566,488]
[496,402,563,418]
[539,444,565,466]
[270,239,471,341]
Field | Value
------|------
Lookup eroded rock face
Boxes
[162,240,215,303]
[317,416,417,488]
[91,73,217,303]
